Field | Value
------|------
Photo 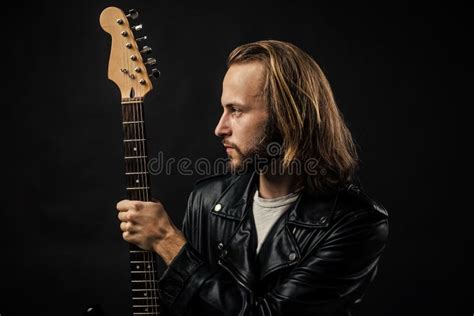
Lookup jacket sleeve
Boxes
[157,191,389,316]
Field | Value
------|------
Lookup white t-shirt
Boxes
[252,189,300,254]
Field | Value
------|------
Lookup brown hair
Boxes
[227,40,358,192]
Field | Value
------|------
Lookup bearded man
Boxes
[116,40,389,316]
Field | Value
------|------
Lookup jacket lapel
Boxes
[210,172,259,290]
[256,212,300,280]
[257,190,339,280]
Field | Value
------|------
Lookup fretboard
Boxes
[121,97,161,315]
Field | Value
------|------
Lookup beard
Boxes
[225,116,283,175]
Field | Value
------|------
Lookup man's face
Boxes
[215,61,271,173]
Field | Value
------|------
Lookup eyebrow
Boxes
[221,102,246,109]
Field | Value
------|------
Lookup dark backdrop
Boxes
[0,1,469,315]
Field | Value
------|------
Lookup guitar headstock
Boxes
[100,7,160,99]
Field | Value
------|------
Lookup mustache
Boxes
[222,140,236,148]
[221,140,244,155]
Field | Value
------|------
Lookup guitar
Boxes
[99,6,162,316]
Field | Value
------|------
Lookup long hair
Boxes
[227,40,358,193]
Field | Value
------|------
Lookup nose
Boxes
[214,112,231,138]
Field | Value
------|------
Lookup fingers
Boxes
[120,221,128,231]
[116,199,144,212]
[122,231,133,242]
[120,221,139,233]
[116,199,163,213]
[116,200,144,238]
[117,211,131,222]
[120,220,141,245]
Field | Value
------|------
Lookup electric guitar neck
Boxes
[100,6,162,315]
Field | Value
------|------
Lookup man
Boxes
[116,40,389,315]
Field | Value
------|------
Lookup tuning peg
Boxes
[126,9,139,20]
[149,68,161,79]
[136,36,147,42]
[145,58,156,66]
[131,24,143,31]
[140,46,152,54]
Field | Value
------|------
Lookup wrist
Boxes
[153,230,187,265]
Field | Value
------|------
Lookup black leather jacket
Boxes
[157,171,389,316]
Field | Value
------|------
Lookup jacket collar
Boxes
[210,171,339,228]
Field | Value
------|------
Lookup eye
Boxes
[231,107,241,114]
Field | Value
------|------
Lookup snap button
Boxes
[288,252,296,261]
[319,216,327,224]
[221,249,228,257]
[214,203,222,212]
[217,242,224,250]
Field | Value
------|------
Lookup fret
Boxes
[123,120,144,124]
[130,261,158,280]
[121,99,144,105]
[131,260,154,263]
[133,305,160,307]
[132,289,155,292]
[132,313,159,315]
[133,297,160,300]
[124,138,146,142]
[131,268,155,272]
[131,275,158,282]
[125,156,148,159]
[130,250,148,253]
[130,260,157,280]
[126,187,150,190]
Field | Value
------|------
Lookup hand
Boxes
[116,199,187,265]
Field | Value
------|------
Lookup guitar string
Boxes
[138,98,160,314]
[135,99,158,314]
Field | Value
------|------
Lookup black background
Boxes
[0,1,469,315]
